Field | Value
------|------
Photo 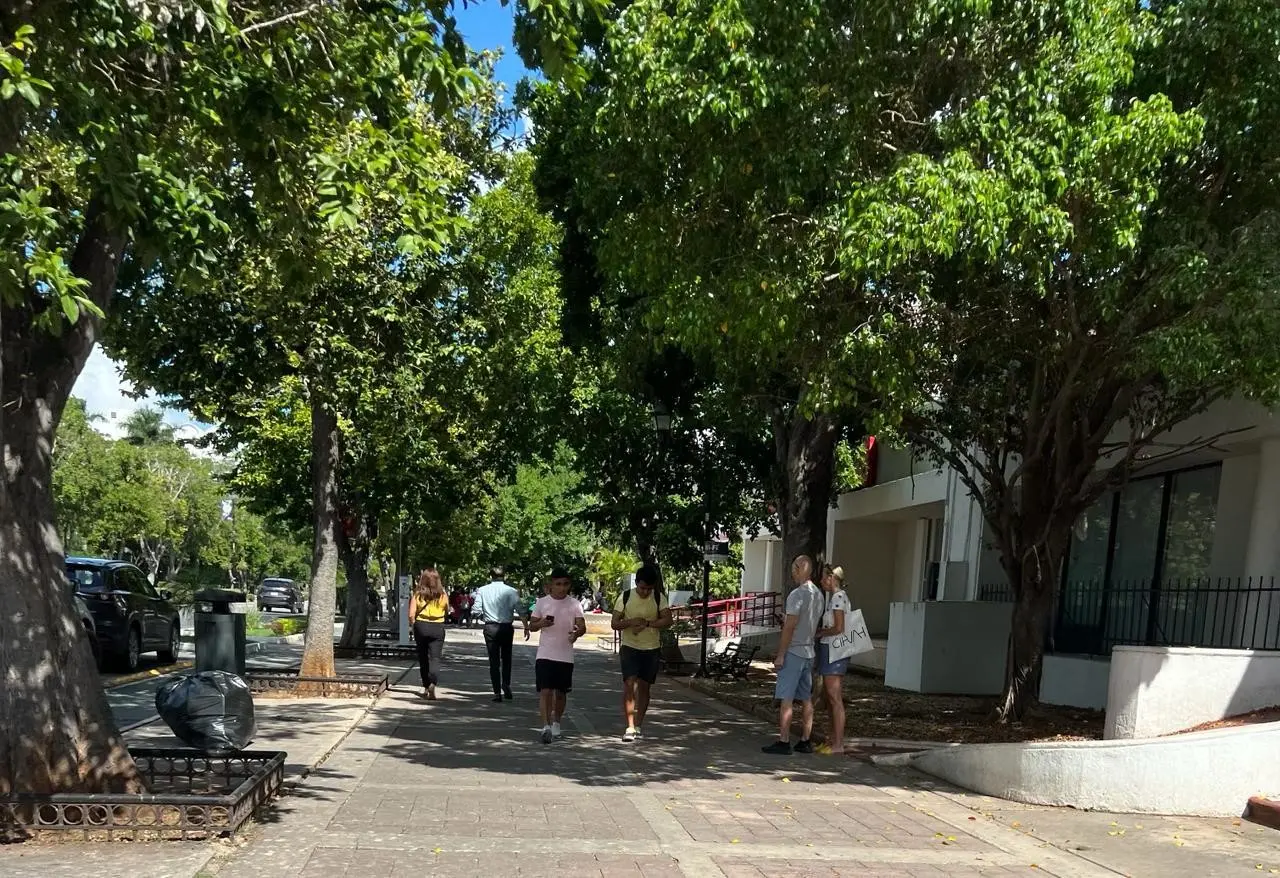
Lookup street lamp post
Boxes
[651,401,716,678]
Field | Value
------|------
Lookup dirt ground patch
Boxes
[1173,705,1280,735]
[694,666,1104,744]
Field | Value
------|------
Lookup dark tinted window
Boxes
[118,567,150,595]
[66,566,106,593]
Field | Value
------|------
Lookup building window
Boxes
[1057,463,1222,655]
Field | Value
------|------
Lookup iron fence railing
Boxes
[977,577,1280,656]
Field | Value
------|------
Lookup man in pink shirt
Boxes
[527,568,586,744]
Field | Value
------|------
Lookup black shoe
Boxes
[503,691,513,701]
[761,740,792,755]
[492,694,504,703]
[793,739,815,754]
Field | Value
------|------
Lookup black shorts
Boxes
[535,659,574,693]
[619,645,661,685]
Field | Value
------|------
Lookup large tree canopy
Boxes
[0,0,606,796]
[526,0,894,570]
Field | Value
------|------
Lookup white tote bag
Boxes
[827,607,874,661]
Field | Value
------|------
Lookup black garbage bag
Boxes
[155,670,256,755]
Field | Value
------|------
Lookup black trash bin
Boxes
[194,589,247,676]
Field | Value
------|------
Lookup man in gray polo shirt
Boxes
[476,566,522,702]
[762,555,824,754]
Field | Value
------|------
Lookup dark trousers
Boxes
[413,621,445,688]
[483,622,515,695]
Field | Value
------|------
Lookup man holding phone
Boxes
[612,564,671,742]
[528,568,586,744]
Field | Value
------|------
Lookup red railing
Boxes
[671,591,782,640]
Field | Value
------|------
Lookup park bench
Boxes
[706,641,758,680]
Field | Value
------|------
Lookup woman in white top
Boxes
[815,564,851,755]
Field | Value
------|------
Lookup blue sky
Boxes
[453,1,528,100]
[74,3,533,434]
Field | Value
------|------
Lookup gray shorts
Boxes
[774,651,814,702]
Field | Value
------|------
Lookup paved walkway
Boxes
[4,632,1278,877]
[193,633,1278,878]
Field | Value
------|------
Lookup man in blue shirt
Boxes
[475,566,523,702]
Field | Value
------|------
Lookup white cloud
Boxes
[72,347,215,448]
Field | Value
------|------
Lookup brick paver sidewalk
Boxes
[188,636,1068,878]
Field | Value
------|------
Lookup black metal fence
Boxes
[978,577,1280,656]
[0,749,285,842]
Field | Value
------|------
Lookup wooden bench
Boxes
[706,642,759,680]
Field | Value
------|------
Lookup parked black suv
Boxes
[257,578,302,613]
[65,557,181,672]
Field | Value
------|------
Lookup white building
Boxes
[740,398,1280,712]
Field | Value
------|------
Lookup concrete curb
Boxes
[893,721,1280,816]
[1246,796,1280,831]
[248,633,307,645]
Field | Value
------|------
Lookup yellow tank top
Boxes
[414,594,447,622]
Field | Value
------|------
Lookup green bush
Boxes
[270,617,308,637]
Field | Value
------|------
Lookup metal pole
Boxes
[698,557,711,676]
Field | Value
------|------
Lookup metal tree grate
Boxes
[245,668,388,697]
[0,748,285,842]
[364,628,396,641]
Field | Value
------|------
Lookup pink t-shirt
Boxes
[534,595,584,664]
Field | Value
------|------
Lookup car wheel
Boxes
[158,622,179,663]
[114,627,141,673]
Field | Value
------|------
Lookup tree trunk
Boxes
[298,398,341,681]
[995,562,1057,722]
[992,491,1070,723]
[0,210,138,796]
[773,408,840,588]
[337,515,371,648]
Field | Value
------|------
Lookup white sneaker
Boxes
[540,725,553,744]
[635,726,643,739]
[622,727,638,742]
[551,722,562,739]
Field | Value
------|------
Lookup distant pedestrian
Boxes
[612,564,671,742]
[476,566,522,702]
[762,555,824,754]
[528,568,586,743]
[815,564,851,755]
[409,568,448,700]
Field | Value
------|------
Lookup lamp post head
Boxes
[650,401,672,435]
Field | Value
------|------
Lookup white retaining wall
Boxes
[1105,645,1280,739]
[1041,654,1111,710]
[888,722,1280,817]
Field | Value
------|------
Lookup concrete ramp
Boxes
[877,722,1280,817]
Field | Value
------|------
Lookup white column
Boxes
[1242,439,1280,648]
[1243,439,1280,578]
[763,539,778,594]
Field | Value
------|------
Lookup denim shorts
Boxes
[816,641,850,677]
[774,651,814,702]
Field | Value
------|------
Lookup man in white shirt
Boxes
[762,554,825,755]
[475,566,522,702]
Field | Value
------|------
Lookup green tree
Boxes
[0,0,606,795]
[526,3,883,573]
[841,0,1280,720]
[121,407,174,446]
[52,398,112,553]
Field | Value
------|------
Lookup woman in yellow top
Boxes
[408,567,448,700]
